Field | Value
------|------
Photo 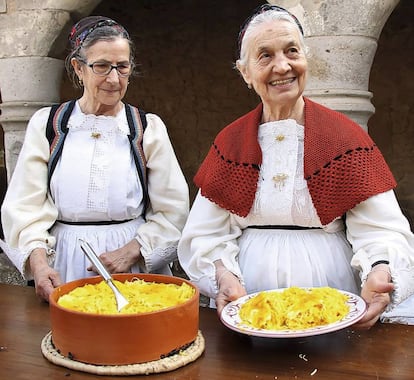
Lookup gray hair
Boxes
[65,25,136,88]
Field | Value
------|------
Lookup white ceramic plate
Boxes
[220,288,367,338]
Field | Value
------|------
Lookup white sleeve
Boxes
[135,113,189,272]
[0,107,58,277]
[348,190,414,308]
[177,190,244,299]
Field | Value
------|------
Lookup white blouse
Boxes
[51,102,144,222]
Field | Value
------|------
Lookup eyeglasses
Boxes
[237,4,304,54]
[78,58,132,77]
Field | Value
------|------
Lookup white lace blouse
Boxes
[51,102,144,222]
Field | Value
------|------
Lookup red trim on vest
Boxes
[194,97,396,225]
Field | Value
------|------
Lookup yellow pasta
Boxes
[239,287,349,330]
[57,279,195,315]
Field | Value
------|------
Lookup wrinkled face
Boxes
[238,20,307,110]
[72,38,131,112]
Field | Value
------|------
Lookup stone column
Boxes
[0,57,64,181]
[269,0,400,131]
[0,0,102,179]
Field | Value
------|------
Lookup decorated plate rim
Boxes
[220,287,367,338]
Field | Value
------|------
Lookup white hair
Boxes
[237,10,308,69]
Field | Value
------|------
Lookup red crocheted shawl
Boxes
[194,97,396,225]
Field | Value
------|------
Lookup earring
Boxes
[78,78,83,87]
[247,83,252,89]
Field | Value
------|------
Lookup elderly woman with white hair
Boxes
[178,4,414,328]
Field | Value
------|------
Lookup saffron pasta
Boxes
[57,278,195,315]
[239,287,350,330]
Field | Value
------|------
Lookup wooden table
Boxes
[1,283,413,380]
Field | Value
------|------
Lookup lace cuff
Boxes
[353,250,414,312]
[388,266,414,310]
[142,245,177,273]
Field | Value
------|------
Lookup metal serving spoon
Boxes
[78,239,129,312]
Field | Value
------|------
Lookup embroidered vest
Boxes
[45,100,149,213]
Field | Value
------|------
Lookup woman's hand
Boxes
[215,261,247,315]
[354,264,394,329]
[88,239,142,274]
[29,248,62,302]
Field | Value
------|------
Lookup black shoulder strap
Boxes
[46,100,76,188]
[125,104,149,215]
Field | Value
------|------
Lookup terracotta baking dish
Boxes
[49,273,199,365]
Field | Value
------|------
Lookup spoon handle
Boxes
[79,239,112,282]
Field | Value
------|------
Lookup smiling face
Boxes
[71,37,131,115]
[237,20,307,120]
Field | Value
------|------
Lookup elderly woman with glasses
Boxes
[178,5,414,328]
[1,16,189,302]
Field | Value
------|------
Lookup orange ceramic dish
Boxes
[49,273,199,365]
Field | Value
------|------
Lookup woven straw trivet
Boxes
[41,331,205,376]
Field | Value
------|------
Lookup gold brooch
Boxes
[275,134,285,141]
[272,173,288,189]
[91,132,101,139]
